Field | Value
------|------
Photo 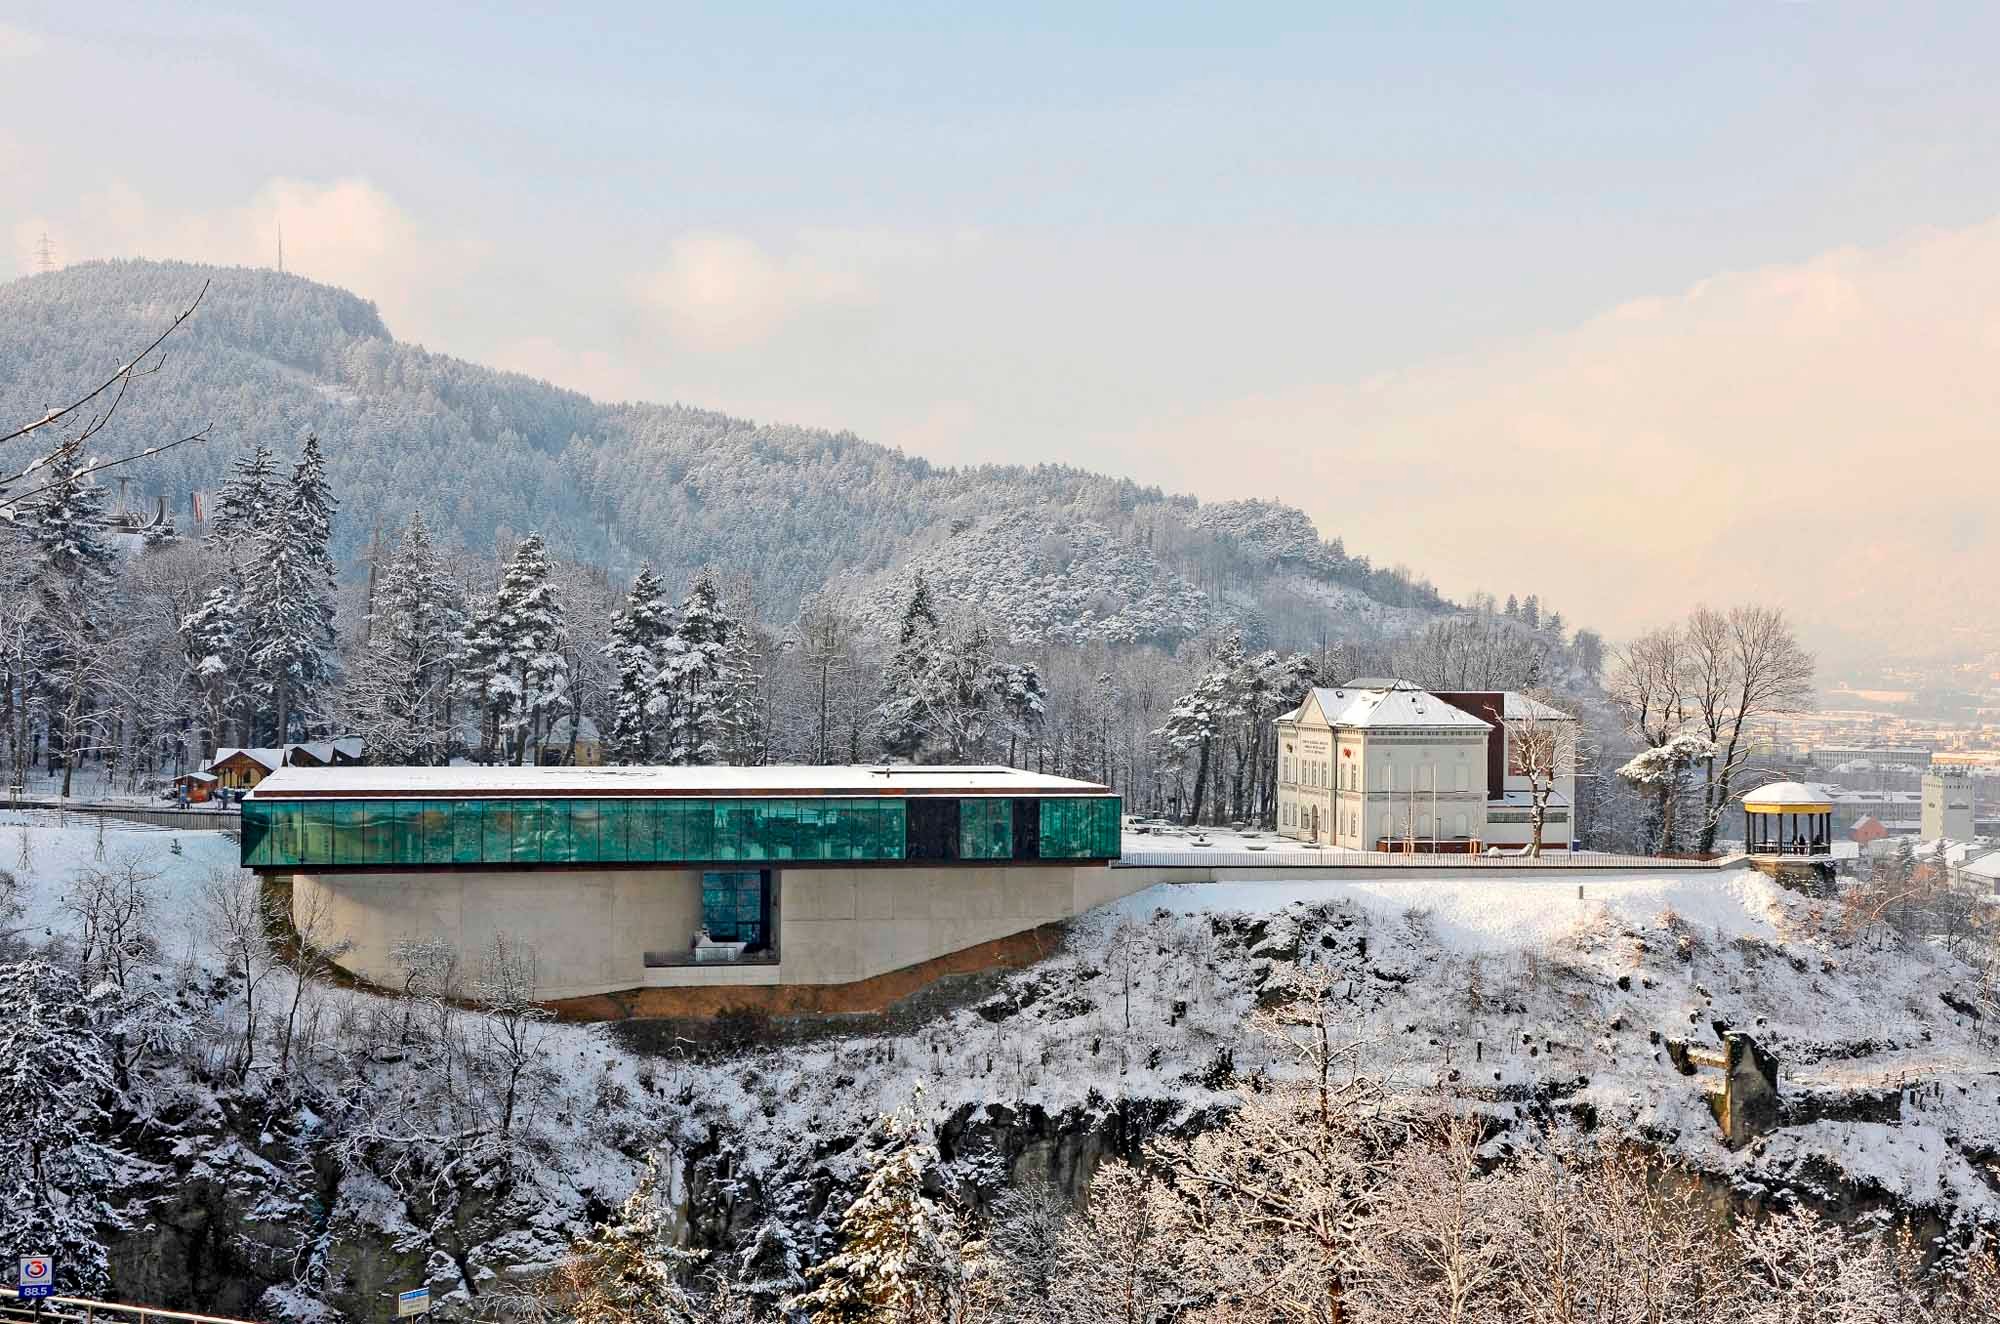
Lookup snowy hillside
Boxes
[0,261,1445,647]
[8,808,1993,1318]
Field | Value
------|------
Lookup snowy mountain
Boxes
[0,261,1444,648]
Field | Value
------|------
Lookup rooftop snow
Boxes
[247,763,1113,800]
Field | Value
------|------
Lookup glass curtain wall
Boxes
[242,794,1121,869]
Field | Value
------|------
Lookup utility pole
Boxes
[277,218,284,273]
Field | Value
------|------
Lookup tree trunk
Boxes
[1186,737,1212,825]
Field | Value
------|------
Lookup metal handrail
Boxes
[0,1287,263,1324]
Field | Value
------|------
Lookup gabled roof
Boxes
[210,747,284,772]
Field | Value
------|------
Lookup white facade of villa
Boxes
[1275,680,1577,852]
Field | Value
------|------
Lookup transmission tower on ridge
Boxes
[34,231,56,273]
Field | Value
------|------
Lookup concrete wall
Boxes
[778,864,1122,985]
[294,867,703,1000]
[294,860,1154,1000]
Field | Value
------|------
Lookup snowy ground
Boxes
[9,809,1998,1302]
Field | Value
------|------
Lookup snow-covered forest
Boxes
[0,261,1452,653]
[0,262,1601,831]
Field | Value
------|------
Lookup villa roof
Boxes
[247,763,1113,801]
[1315,684,1492,731]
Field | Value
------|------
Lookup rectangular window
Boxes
[701,869,768,947]
[907,797,961,860]
[1012,797,1042,859]
[241,799,274,866]
[1039,797,1120,859]
[960,798,1012,859]
[452,801,485,863]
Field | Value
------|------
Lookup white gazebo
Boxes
[1741,781,1833,858]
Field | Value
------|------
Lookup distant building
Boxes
[1922,765,1976,842]
[206,737,364,789]
[534,716,604,766]
[1274,680,1576,852]
[1849,814,1888,846]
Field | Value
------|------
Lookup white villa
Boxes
[1274,679,1577,852]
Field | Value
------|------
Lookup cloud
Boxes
[36,176,484,343]
[0,23,45,60]
[1135,217,2000,657]
[641,231,868,351]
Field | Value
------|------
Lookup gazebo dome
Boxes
[1741,781,1832,814]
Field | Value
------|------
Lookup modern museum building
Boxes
[241,764,1128,1000]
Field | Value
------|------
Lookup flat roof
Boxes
[247,763,1114,801]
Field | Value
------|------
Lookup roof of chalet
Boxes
[210,747,285,772]
[246,763,1113,801]
[208,738,363,773]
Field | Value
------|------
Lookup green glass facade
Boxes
[241,794,1120,870]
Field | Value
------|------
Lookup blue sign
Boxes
[397,1287,430,1317]
[18,1256,53,1300]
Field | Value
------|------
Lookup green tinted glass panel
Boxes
[453,802,484,862]
[959,798,1012,859]
[1038,797,1121,859]
[595,800,627,861]
[303,802,335,864]
[240,799,273,866]
[542,798,578,863]
[421,802,454,864]
[510,801,546,863]
[392,801,424,862]
[332,801,366,865]
[574,800,607,863]
[483,801,516,861]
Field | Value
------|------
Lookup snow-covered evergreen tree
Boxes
[788,1102,971,1322]
[205,442,277,547]
[492,533,567,765]
[24,442,120,795]
[604,565,672,763]
[0,961,124,1295]
[247,435,339,742]
[345,512,464,763]
[657,570,741,765]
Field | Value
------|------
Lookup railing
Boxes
[3,797,240,833]
[1749,842,1831,857]
[0,1288,262,1324]
[1115,846,1741,870]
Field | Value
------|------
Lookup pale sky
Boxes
[5,3,1998,664]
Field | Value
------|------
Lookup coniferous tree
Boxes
[345,512,464,763]
[787,1103,971,1322]
[24,442,119,796]
[204,443,276,547]
[658,570,739,765]
[491,533,567,765]
[0,961,124,1295]
[247,435,339,743]
[605,565,672,763]
[877,577,946,759]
